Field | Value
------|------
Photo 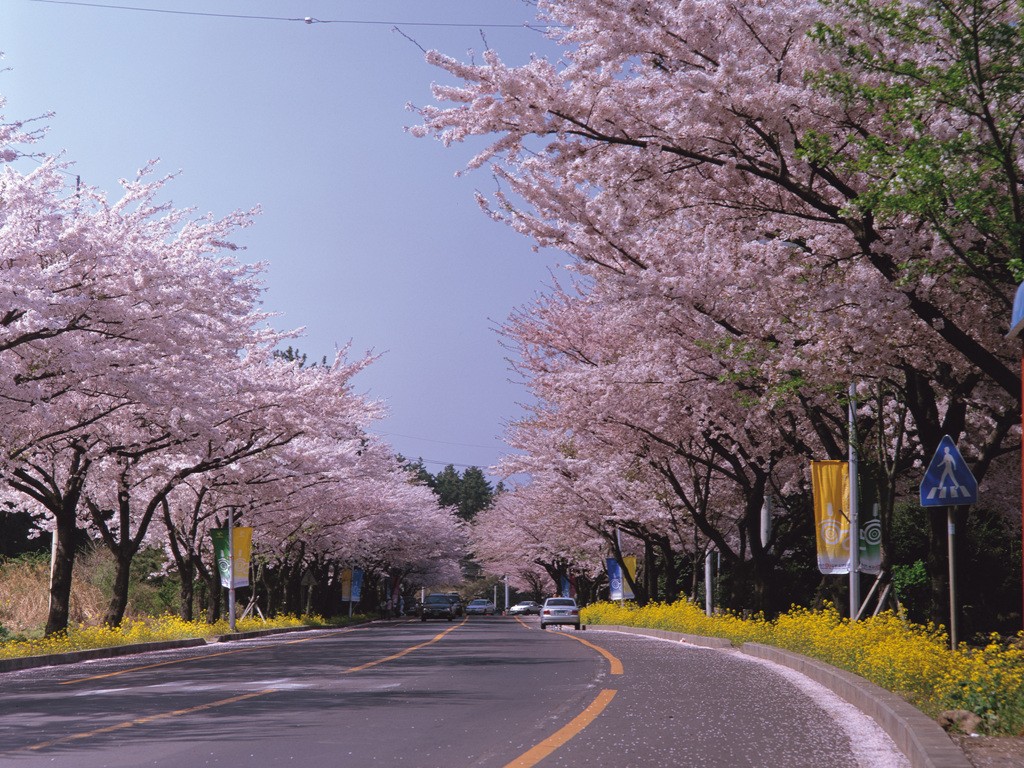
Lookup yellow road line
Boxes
[19,622,466,754]
[23,689,275,752]
[557,632,624,675]
[503,688,618,768]
[342,618,466,673]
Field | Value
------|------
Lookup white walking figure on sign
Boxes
[930,446,961,499]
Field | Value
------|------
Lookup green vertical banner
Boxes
[351,568,363,602]
[212,527,253,588]
[859,502,882,575]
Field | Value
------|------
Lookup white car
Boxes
[539,597,582,630]
[508,600,541,616]
[465,598,496,615]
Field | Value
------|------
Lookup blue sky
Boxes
[2,0,563,480]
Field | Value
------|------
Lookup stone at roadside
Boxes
[939,709,984,735]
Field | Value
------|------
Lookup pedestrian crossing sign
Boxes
[920,435,978,507]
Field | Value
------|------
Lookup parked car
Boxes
[508,601,542,616]
[539,597,582,630]
[420,593,457,621]
[465,598,496,616]
[445,593,464,617]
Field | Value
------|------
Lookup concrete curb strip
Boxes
[0,637,207,673]
[0,625,323,673]
[216,625,322,642]
[596,624,971,768]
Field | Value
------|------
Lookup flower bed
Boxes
[582,600,1024,736]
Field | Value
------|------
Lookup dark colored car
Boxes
[445,593,464,617]
[420,593,457,621]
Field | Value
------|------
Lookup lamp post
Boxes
[1006,281,1024,633]
[848,383,861,620]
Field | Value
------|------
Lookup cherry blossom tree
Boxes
[0,136,278,631]
[1,89,464,630]
[416,0,1024,613]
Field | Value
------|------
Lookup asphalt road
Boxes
[0,616,909,767]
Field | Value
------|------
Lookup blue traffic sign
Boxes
[920,435,978,507]
[1009,281,1024,338]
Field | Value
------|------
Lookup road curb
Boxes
[594,624,971,768]
[0,625,337,673]
[215,625,324,642]
[0,637,208,673]
[592,623,733,649]
[741,643,971,768]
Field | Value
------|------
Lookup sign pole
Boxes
[1005,283,1024,633]
[947,506,958,649]
[228,507,236,632]
[848,383,861,620]
[704,549,713,616]
[919,434,977,648]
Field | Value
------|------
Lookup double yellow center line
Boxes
[19,618,625,765]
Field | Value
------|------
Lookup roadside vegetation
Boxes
[583,600,1024,736]
[0,549,368,658]
[0,614,339,661]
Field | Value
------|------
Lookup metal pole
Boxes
[848,383,861,620]
[48,528,58,616]
[704,549,713,616]
[948,507,959,649]
[504,576,510,614]
[228,508,236,632]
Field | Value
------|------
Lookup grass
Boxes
[581,599,1024,736]
[1,551,371,660]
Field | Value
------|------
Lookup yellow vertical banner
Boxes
[811,461,851,575]
[231,527,252,588]
[340,568,353,602]
[212,527,253,588]
[622,556,637,600]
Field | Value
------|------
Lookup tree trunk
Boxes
[928,509,947,627]
[205,572,222,623]
[102,549,133,627]
[178,565,195,622]
[642,539,655,603]
[657,537,680,603]
[45,506,79,636]
[161,497,196,622]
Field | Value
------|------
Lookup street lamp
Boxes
[1006,281,1024,632]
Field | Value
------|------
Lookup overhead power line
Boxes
[29,0,544,28]
[380,431,501,452]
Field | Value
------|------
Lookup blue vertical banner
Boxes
[351,568,364,602]
[607,558,623,600]
[560,575,577,598]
